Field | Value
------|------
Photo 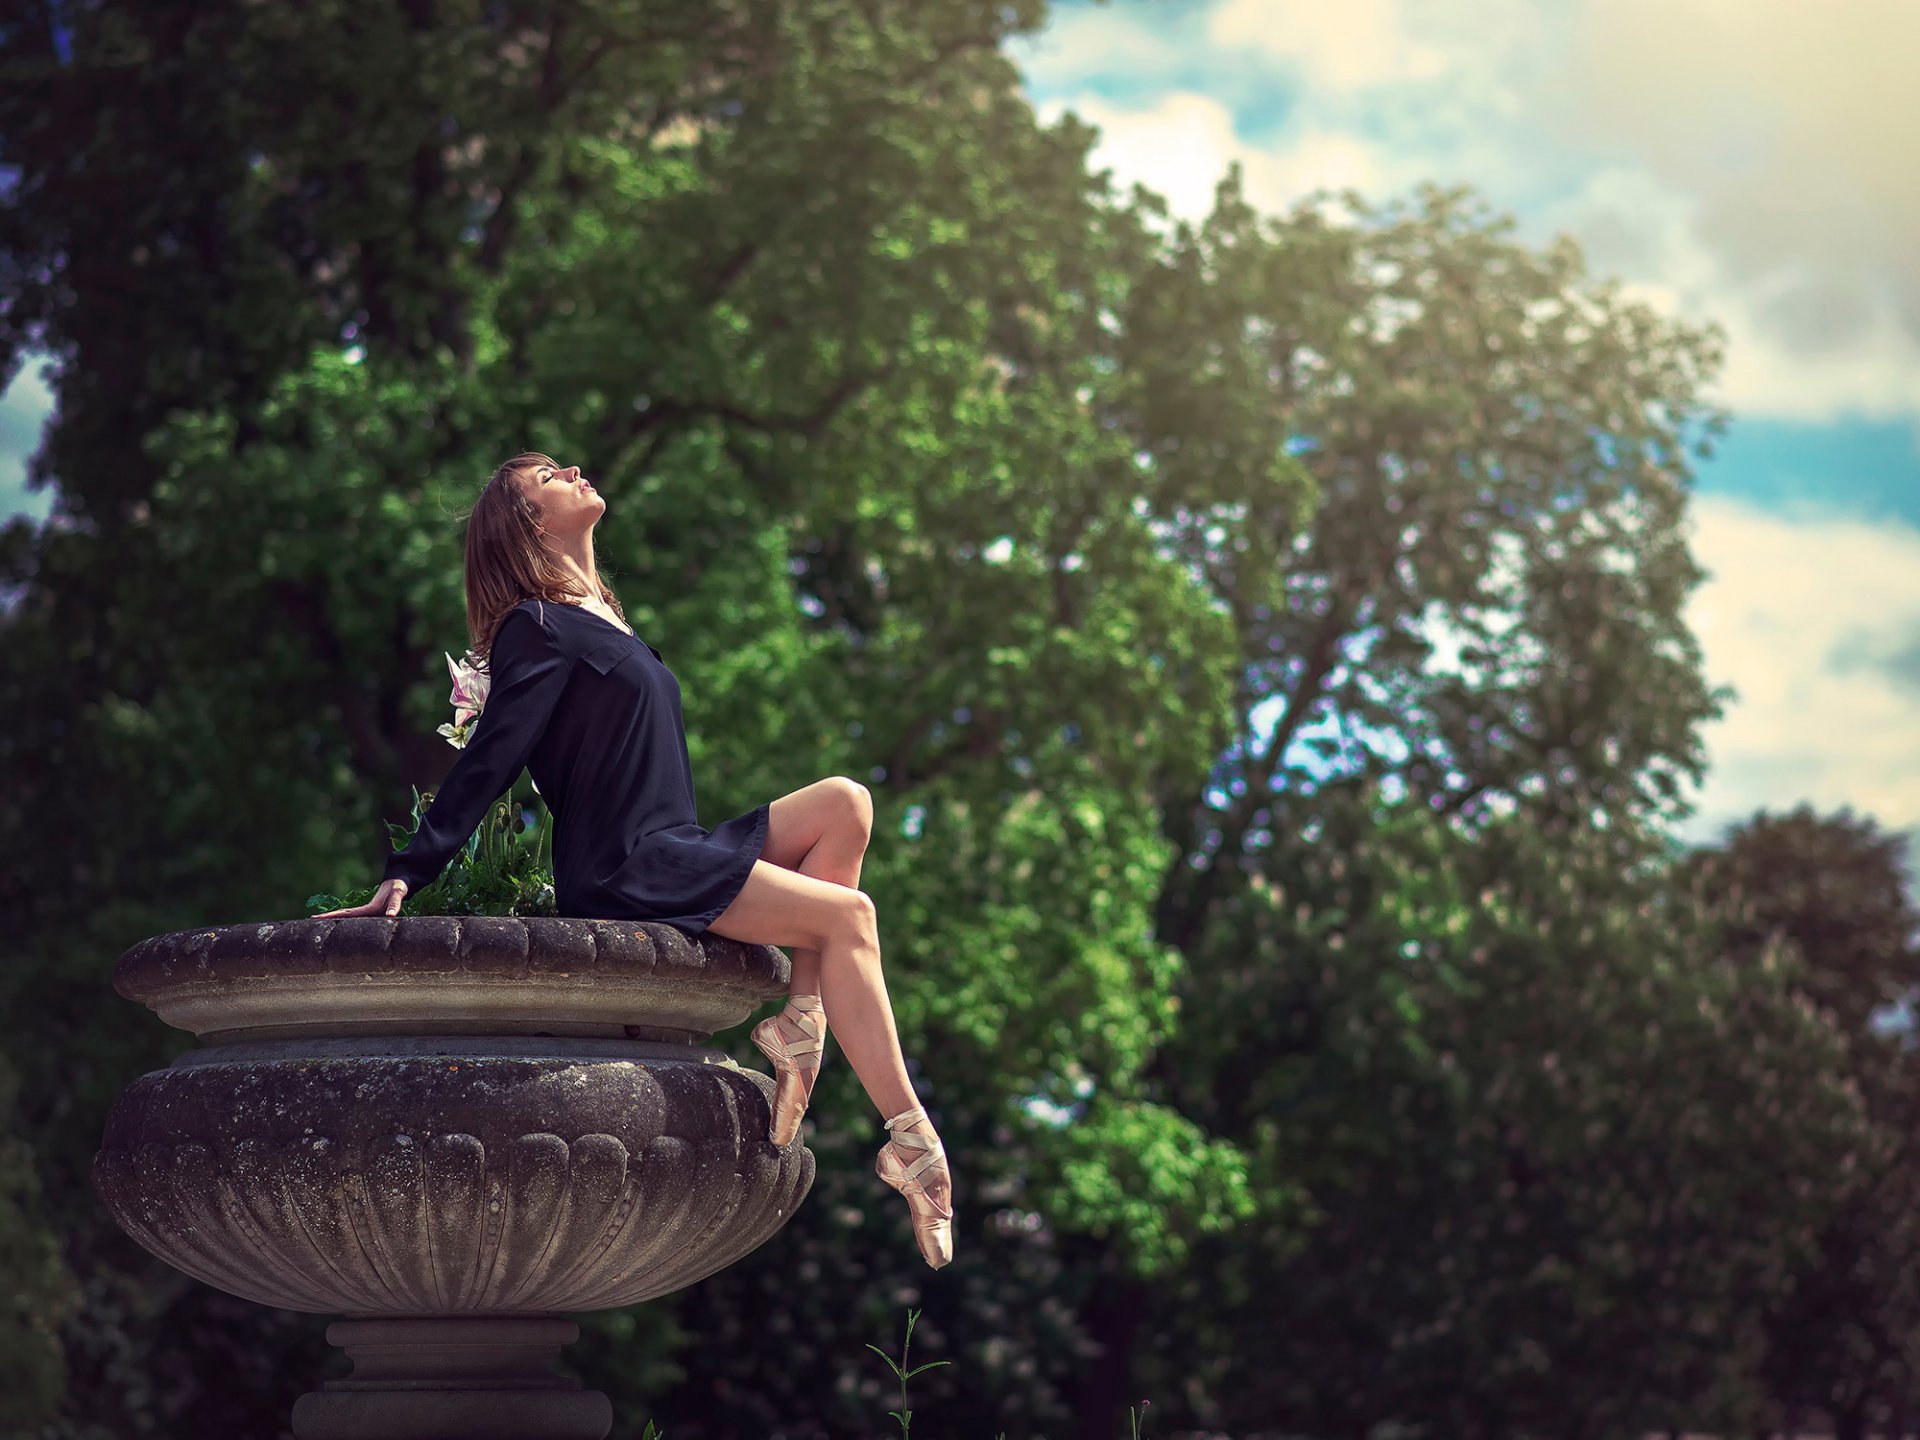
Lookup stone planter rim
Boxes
[114,916,791,1044]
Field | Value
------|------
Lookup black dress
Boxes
[381,597,771,933]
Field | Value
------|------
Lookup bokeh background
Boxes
[3,2,1917,1437]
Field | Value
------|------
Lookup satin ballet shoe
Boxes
[876,1103,954,1270]
[750,993,826,1146]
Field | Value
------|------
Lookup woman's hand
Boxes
[314,878,409,919]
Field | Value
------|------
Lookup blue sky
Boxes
[5,0,1918,895]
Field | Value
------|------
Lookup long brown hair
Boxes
[462,451,627,667]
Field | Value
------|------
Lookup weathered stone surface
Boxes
[291,1317,613,1439]
[93,916,812,1439]
[113,916,789,1042]
[92,1043,812,1313]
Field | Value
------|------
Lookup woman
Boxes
[314,452,953,1269]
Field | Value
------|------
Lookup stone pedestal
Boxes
[293,1317,608,1440]
[91,916,811,1439]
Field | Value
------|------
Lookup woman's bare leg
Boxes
[746,777,872,1111]
[705,855,950,1216]
[757,777,874,1002]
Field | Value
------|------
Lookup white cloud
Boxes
[1205,0,1449,91]
[1006,5,1176,94]
[1538,166,1920,423]
[1673,492,1920,851]
[1032,90,1401,224]
[1711,282,1920,423]
[1534,0,1920,423]
[1015,0,1920,426]
[1548,0,1920,276]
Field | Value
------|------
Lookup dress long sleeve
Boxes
[381,606,573,896]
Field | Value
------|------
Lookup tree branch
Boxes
[1157,468,1419,952]
[475,7,569,276]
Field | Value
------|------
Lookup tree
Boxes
[1680,807,1920,1440]
[1158,784,1868,1438]
[1088,165,1745,1436]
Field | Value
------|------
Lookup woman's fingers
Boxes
[312,881,407,921]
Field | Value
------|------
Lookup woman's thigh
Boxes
[705,858,870,953]
[761,776,872,872]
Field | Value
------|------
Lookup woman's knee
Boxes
[830,776,874,838]
[831,886,878,948]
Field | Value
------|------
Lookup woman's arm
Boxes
[380,606,572,897]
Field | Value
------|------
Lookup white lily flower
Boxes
[446,650,490,728]
[438,646,537,795]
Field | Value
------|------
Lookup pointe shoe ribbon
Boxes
[750,995,826,1147]
[877,1103,954,1270]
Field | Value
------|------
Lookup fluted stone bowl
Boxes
[92,916,815,1439]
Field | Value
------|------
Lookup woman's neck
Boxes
[546,535,599,600]
[557,568,602,605]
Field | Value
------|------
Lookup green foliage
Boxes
[1027,1094,1262,1278]
[1151,783,1879,1438]
[305,784,558,918]
[0,1052,82,1434]
[865,1305,951,1439]
[1687,807,1920,1438]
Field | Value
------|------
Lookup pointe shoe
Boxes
[876,1103,954,1270]
[750,994,826,1146]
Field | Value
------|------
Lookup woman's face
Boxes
[519,458,604,538]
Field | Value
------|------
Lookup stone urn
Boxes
[91,915,814,1440]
